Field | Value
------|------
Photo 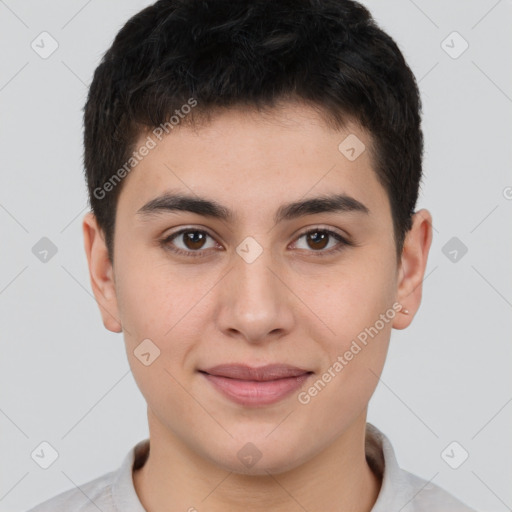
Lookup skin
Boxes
[83,101,432,512]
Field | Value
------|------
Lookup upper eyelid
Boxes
[165,225,348,248]
[165,226,219,244]
[294,226,347,240]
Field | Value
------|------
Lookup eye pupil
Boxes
[185,231,206,250]
[307,231,329,250]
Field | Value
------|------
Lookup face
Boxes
[84,102,432,475]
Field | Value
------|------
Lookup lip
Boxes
[199,364,313,406]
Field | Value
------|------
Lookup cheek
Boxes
[302,254,397,344]
[300,315,392,428]
[113,244,184,338]
[117,262,197,422]
[114,250,210,380]
[301,247,396,400]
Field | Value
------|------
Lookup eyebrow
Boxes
[136,191,370,224]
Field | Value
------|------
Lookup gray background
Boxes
[1,1,511,510]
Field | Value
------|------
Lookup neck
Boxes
[134,410,381,512]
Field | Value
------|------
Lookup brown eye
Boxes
[293,228,350,255]
[305,231,329,250]
[162,228,218,257]
[182,230,208,250]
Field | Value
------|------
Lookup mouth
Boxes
[199,364,314,406]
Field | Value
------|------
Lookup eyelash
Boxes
[160,227,353,258]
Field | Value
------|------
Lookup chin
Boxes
[205,437,311,476]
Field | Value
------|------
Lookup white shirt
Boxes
[27,423,476,511]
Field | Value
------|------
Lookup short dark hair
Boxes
[84,0,423,262]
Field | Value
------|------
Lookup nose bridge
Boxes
[235,247,277,305]
[217,238,293,342]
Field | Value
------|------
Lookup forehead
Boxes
[118,102,390,223]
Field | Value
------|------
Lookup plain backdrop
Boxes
[1,1,511,511]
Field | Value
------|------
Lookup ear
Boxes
[393,209,433,330]
[82,211,122,333]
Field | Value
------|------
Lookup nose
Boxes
[215,242,295,345]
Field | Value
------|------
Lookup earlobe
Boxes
[392,209,433,330]
[82,212,123,333]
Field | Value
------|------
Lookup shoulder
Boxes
[26,439,149,512]
[365,423,477,512]
[397,468,477,512]
[26,470,116,512]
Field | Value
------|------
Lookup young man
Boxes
[29,0,476,510]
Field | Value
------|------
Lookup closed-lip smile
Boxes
[199,364,313,406]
